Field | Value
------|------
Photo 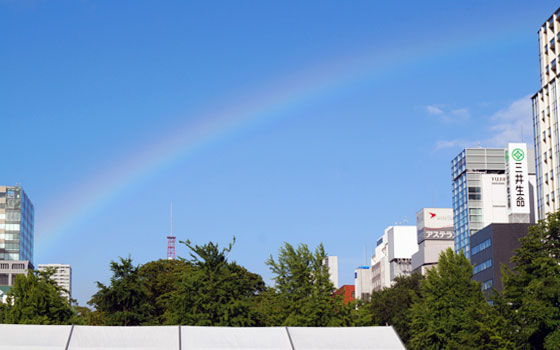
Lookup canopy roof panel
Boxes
[0,324,72,350]
[0,325,406,350]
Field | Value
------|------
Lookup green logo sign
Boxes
[512,148,525,162]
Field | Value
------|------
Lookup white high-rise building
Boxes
[532,7,560,220]
[323,256,339,289]
[370,225,416,292]
[38,264,71,302]
[371,232,390,292]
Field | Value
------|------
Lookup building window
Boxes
[468,187,482,200]
[473,259,493,274]
[472,238,492,256]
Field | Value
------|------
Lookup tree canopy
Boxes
[2,269,73,324]
[163,238,265,326]
[503,212,560,350]
[358,272,424,345]
[408,248,513,350]
[266,242,351,326]
[88,256,153,326]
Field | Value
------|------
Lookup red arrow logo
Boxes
[429,212,436,218]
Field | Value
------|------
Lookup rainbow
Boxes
[36,28,524,250]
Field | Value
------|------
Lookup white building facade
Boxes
[38,264,71,302]
[386,225,417,281]
[369,225,416,292]
[371,233,390,292]
[354,266,373,301]
[532,7,560,220]
[323,256,339,289]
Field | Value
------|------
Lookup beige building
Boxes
[38,264,72,302]
[532,7,560,220]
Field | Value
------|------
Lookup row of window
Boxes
[0,224,20,231]
[473,259,493,274]
[472,238,492,256]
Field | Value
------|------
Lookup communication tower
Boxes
[167,202,176,260]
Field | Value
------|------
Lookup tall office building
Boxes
[0,186,34,264]
[451,149,508,258]
[532,7,560,220]
[38,264,72,302]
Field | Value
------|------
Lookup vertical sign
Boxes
[506,143,530,214]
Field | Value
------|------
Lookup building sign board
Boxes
[416,208,454,244]
[506,143,530,215]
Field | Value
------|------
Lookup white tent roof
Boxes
[181,326,292,350]
[0,324,72,350]
[288,327,405,350]
[0,325,406,350]
[68,325,179,350]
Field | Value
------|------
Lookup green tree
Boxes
[164,238,265,326]
[88,256,153,326]
[359,272,424,345]
[138,259,192,324]
[2,269,73,324]
[266,242,351,326]
[408,248,513,350]
[503,212,560,350]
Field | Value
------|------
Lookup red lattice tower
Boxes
[167,235,176,260]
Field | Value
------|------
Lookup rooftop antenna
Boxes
[167,202,176,260]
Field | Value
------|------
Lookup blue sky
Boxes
[1,1,556,305]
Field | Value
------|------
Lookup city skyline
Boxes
[1,1,556,305]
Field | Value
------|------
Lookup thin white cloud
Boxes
[486,95,532,147]
[451,108,470,119]
[433,95,533,152]
[426,105,444,115]
[425,105,470,123]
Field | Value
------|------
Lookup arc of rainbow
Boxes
[36,28,524,251]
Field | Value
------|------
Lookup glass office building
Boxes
[0,186,34,263]
[451,149,506,259]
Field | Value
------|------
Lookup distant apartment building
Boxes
[354,266,373,301]
[532,7,560,220]
[386,226,417,280]
[371,233,390,291]
[411,208,454,274]
[370,225,416,292]
[0,186,34,263]
[38,264,72,301]
[322,256,339,289]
